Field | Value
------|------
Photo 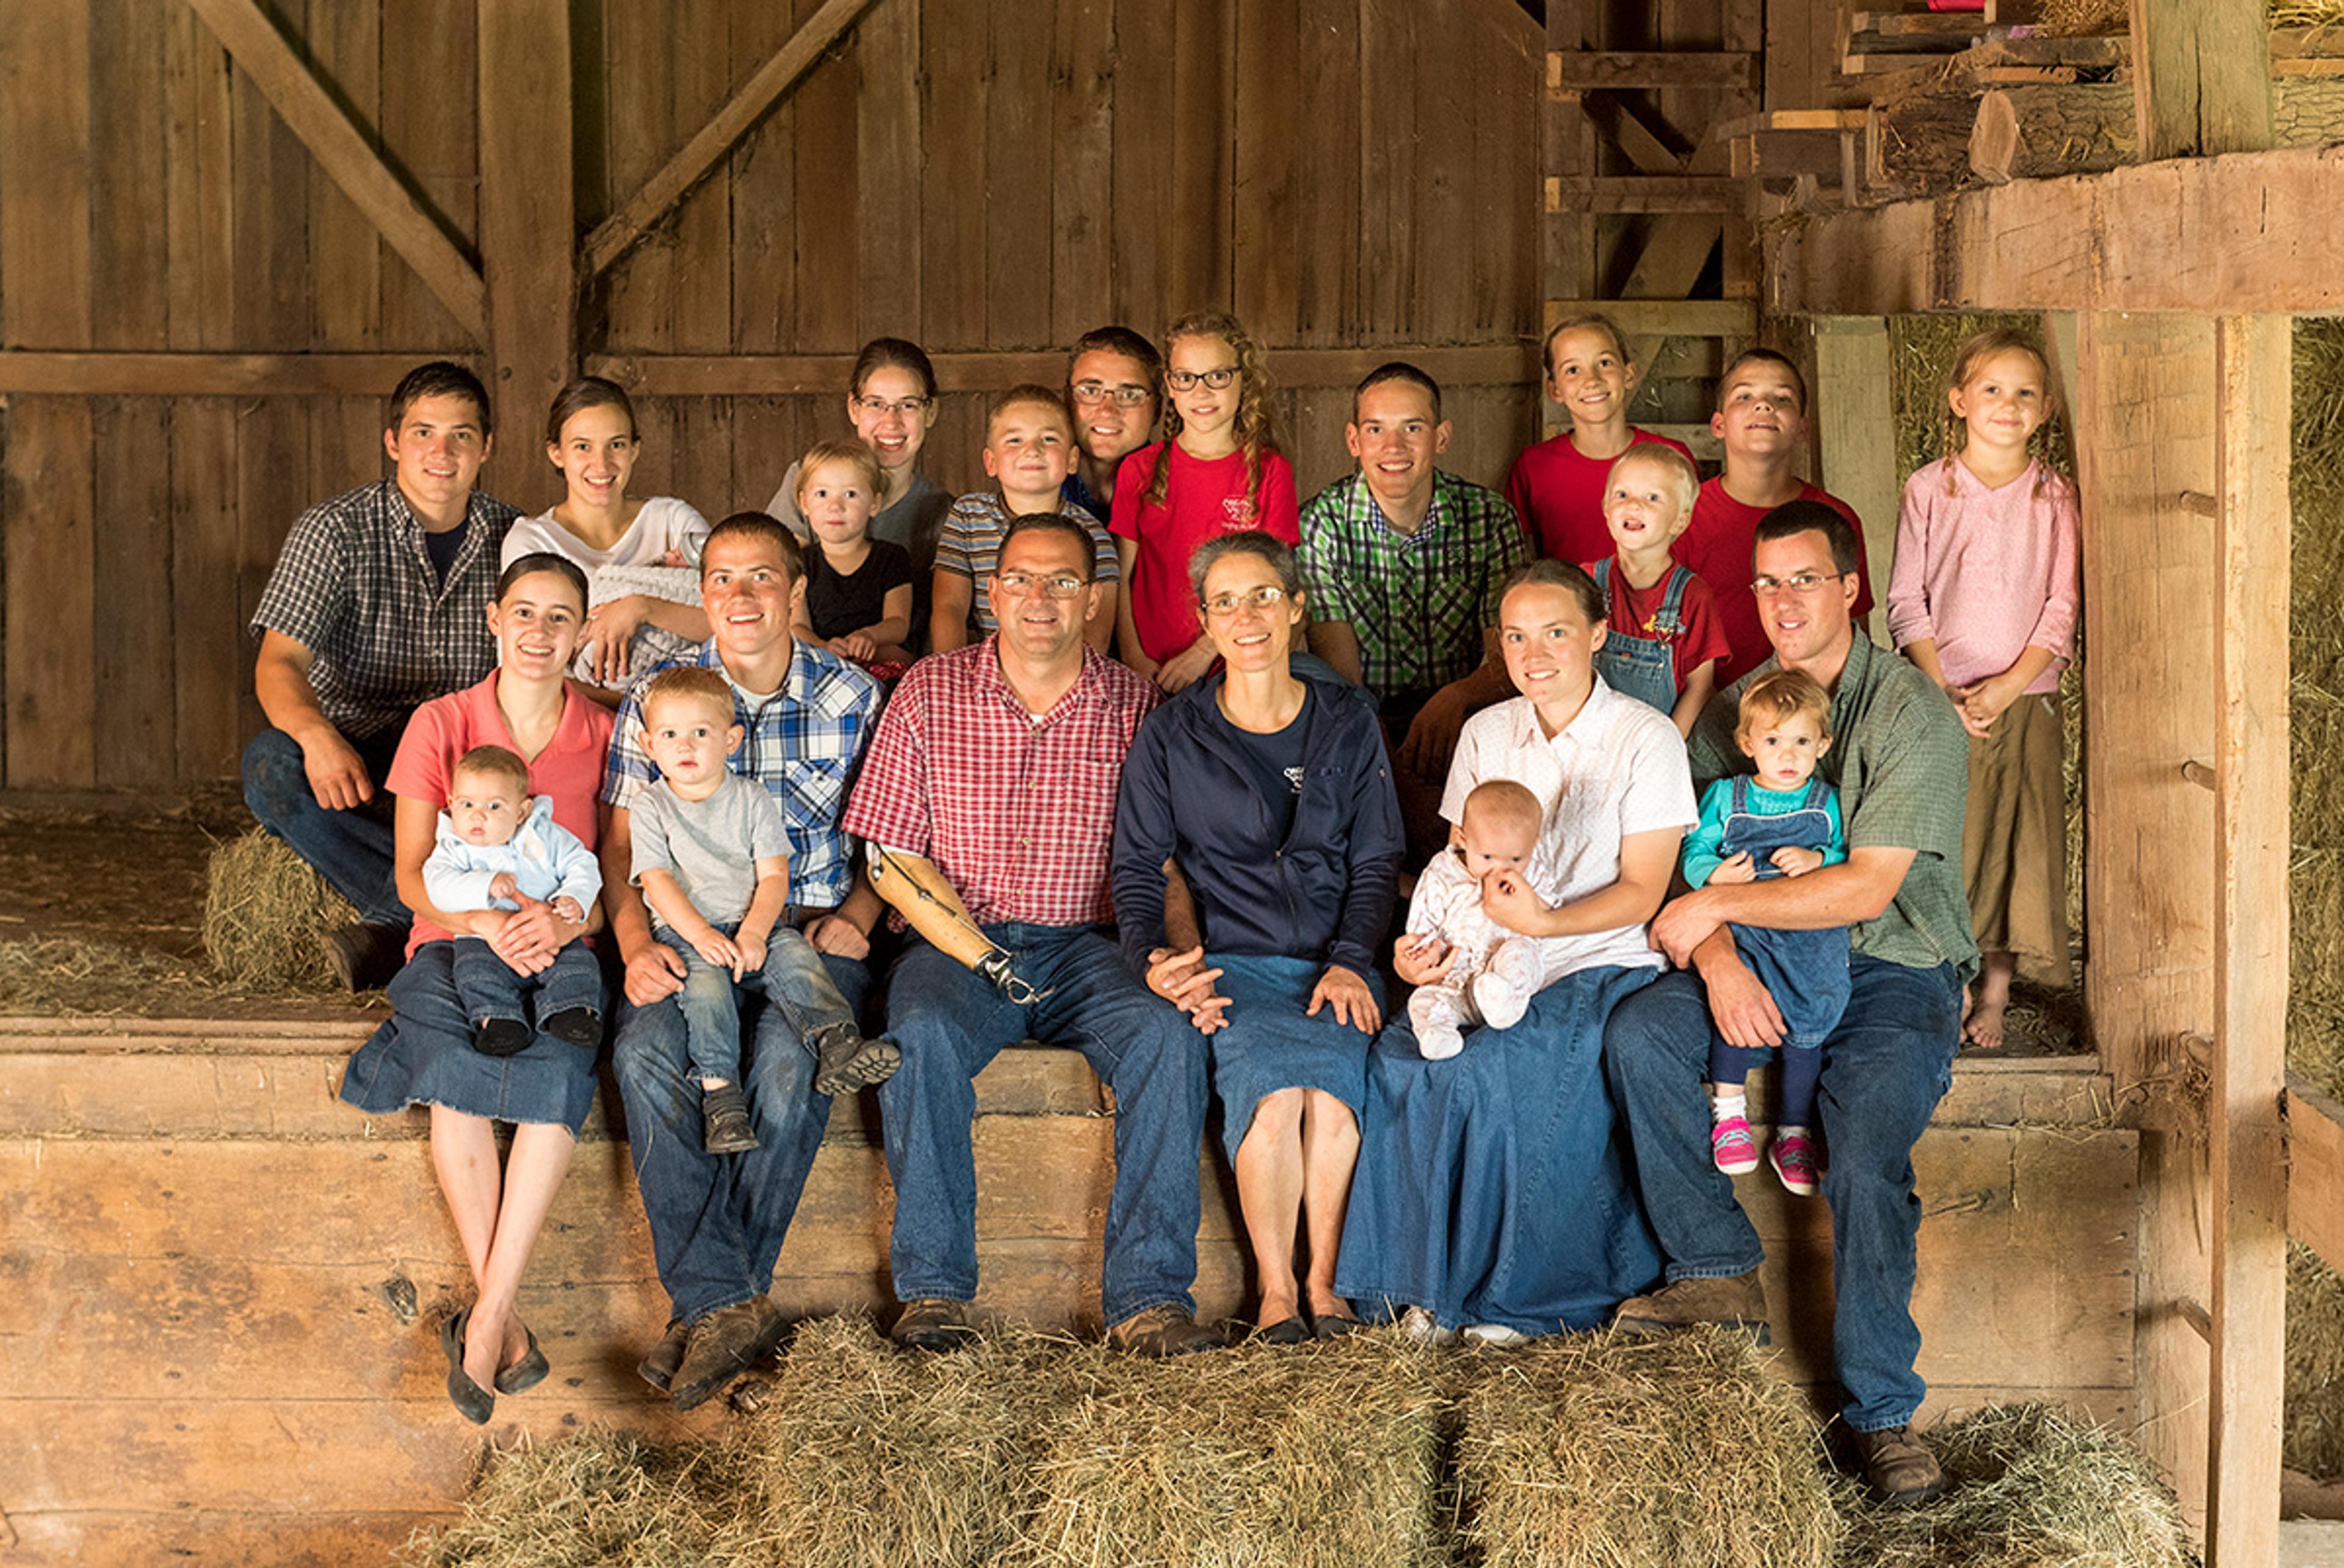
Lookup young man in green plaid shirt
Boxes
[1297,363,1527,862]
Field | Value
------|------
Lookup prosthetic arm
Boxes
[866,844,1047,1003]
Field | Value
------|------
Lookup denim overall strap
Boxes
[1721,778,1836,884]
[1590,558,1683,715]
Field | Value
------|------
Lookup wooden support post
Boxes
[477,0,576,460]
[1809,317,1899,585]
[2130,0,2276,158]
[2072,310,2219,1531]
[2205,312,2290,1568]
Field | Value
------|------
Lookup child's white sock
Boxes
[1712,1087,1747,1124]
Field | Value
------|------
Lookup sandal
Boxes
[440,1307,495,1425]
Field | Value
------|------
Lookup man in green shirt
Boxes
[1297,363,1526,861]
[1603,499,1975,1506]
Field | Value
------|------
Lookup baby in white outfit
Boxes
[1402,778,1560,1060]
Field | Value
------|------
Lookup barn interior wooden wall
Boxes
[0,0,1543,793]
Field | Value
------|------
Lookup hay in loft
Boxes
[202,828,358,991]
[1457,1329,1841,1568]
[1006,1331,1450,1568]
[1833,1402,2193,1568]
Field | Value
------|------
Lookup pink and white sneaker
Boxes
[1710,1116,1760,1175]
[1770,1130,1820,1196]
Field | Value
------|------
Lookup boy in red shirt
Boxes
[1674,350,1873,685]
[1583,445,1729,737]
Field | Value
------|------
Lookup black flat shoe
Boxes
[1312,1312,1362,1340]
[494,1323,549,1395]
[440,1307,495,1425]
[1254,1316,1312,1346]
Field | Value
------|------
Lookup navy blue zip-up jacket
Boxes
[1111,670,1403,982]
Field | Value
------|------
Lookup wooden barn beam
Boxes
[589,344,1541,397]
[2289,1075,2344,1273]
[2205,311,2290,1568]
[581,0,885,280]
[1547,50,1760,92]
[1770,145,2344,317]
[0,352,473,397]
[2130,0,2274,159]
[182,0,487,342]
[477,0,575,429]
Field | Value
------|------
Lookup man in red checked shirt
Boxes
[841,514,1224,1360]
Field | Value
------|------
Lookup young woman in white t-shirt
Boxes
[502,376,710,701]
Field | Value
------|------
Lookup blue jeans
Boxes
[241,725,407,926]
[673,923,860,1086]
[1604,956,1960,1431]
[612,933,870,1325]
[877,925,1209,1328]
[451,935,603,1030]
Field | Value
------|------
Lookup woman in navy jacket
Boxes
[1112,530,1403,1343]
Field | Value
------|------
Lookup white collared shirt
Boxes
[1439,677,1697,977]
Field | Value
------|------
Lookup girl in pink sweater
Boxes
[1886,328,2081,1048]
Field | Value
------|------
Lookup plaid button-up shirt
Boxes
[249,480,519,740]
[1297,471,1525,700]
[842,639,1159,928]
[601,638,881,911]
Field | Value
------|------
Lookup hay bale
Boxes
[1007,1332,1449,1568]
[2289,1245,2344,1483]
[736,1315,1069,1566]
[1834,1403,2192,1567]
[1458,1329,1840,1568]
[201,829,358,990]
[401,1428,757,1568]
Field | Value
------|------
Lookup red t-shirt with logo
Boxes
[1505,427,1697,567]
[1110,440,1301,663]
[1578,558,1734,693]
[1675,479,1873,686]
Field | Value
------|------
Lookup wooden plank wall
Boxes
[0,0,1541,793]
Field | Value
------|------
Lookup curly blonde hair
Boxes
[1146,309,1284,511]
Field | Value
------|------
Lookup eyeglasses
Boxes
[1070,381,1154,408]
[994,570,1088,599]
[1202,585,1290,618]
[852,395,931,419]
[1749,572,1847,598]
[1165,367,1239,392]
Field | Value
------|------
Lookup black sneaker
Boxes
[322,921,407,991]
[472,1017,531,1057]
[811,1022,901,1096]
[703,1085,758,1154]
[540,1006,602,1049]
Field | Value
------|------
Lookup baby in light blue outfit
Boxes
[421,744,606,1057]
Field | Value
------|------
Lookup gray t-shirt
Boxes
[629,770,793,931]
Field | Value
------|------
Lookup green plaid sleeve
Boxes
[1297,489,1364,627]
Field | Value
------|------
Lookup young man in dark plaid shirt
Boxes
[244,361,518,988]
[1298,363,1527,864]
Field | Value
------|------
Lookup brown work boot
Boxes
[890,1297,978,1353]
[637,1318,692,1392]
[811,1022,901,1097]
[1109,1303,1226,1358]
[670,1296,786,1412]
[322,920,406,991]
[1610,1268,1771,1343]
[1850,1424,1947,1506]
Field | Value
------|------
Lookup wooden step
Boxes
[0,1015,2135,1565]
